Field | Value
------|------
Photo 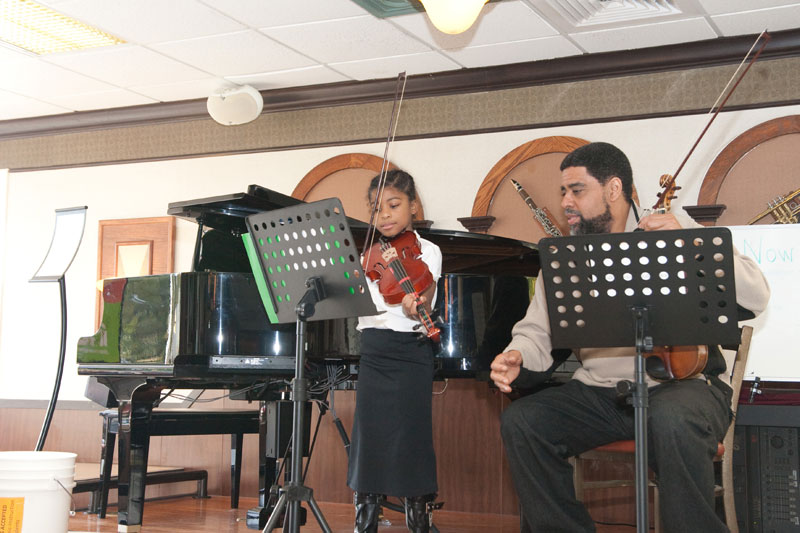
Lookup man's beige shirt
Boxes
[504,206,771,387]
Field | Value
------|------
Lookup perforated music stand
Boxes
[243,198,377,533]
[539,227,740,533]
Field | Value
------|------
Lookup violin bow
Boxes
[362,71,408,266]
[654,30,771,210]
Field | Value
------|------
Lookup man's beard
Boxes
[567,203,613,235]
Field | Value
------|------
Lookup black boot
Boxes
[404,493,436,533]
[354,492,381,533]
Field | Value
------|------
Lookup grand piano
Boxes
[77,185,540,531]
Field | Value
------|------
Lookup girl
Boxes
[348,169,442,533]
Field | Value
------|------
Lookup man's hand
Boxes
[490,350,523,393]
[637,213,683,231]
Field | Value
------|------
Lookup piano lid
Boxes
[416,228,539,276]
[168,184,303,235]
[169,185,540,276]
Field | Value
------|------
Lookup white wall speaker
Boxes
[206,85,264,126]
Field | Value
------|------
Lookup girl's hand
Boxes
[402,293,425,319]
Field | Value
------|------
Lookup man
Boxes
[490,142,770,532]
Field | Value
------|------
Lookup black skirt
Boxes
[347,328,437,497]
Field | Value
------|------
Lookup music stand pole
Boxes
[262,277,332,533]
[631,307,653,533]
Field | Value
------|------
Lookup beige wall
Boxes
[2,103,800,402]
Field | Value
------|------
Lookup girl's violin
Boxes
[363,231,441,342]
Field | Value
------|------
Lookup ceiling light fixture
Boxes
[0,0,124,55]
[207,85,264,126]
[419,0,488,34]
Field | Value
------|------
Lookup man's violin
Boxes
[362,231,441,342]
[645,345,709,381]
[641,32,770,381]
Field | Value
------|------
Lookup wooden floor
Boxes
[67,495,639,532]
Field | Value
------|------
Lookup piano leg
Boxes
[247,401,279,529]
[102,380,160,533]
[231,432,244,508]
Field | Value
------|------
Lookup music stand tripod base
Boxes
[245,198,378,533]
[539,228,739,533]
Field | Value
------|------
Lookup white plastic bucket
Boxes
[0,466,75,480]
[0,451,77,533]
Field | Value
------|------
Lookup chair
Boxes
[572,325,753,532]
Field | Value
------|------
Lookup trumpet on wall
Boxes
[748,186,800,225]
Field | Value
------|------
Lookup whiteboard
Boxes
[729,225,800,382]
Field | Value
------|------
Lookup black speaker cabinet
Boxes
[734,425,800,532]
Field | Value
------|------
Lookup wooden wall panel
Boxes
[433,380,506,513]
[95,216,175,328]
[0,391,642,522]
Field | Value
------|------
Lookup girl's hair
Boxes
[367,169,417,202]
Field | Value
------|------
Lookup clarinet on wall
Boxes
[509,178,564,237]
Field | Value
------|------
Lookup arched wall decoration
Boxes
[699,115,800,227]
[292,153,426,224]
[470,136,589,243]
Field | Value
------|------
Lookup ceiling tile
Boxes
[570,17,718,53]
[0,89,70,120]
[442,36,582,69]
[199,0,368,27]
[330,52,461,80]
[47,0,245,44]
[130,78,234,102]
[4,0,800,122]
[0,45,39,67]
[44,89,157,111]
[261,16,431,64]
[696,0,800,16]
[390,1,558,51]
[711,5,800,36]
[0,52,115,98]
[225,66,351,90]
[44,46,210,87]
[152,31,315,77]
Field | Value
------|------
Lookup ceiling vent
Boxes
[542,0,681,27]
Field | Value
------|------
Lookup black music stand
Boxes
[539,228,740,533]
[244,198,377,533]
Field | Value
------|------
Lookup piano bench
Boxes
[75,463,208,513]
[94,408,260,518]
